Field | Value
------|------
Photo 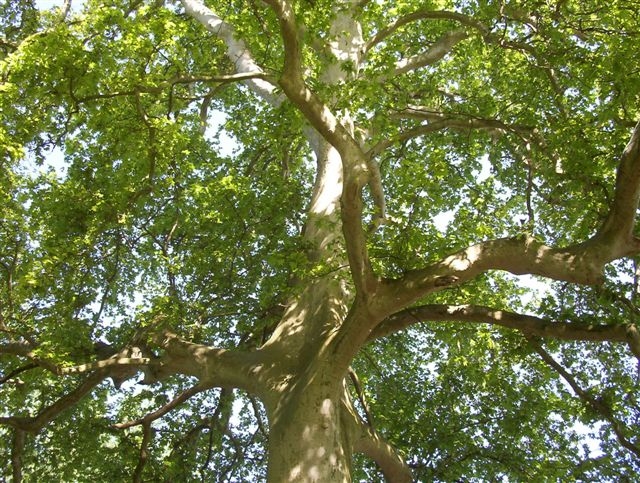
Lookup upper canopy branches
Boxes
[172,0,640,332]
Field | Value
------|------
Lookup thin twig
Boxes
[527,336,640,458]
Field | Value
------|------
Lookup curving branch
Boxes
[339,380,413,482]
[348,367,374,427]
[369,108,551,160]
[367,120,450,157]
[364,9,488,53]
[375,235,616,316]
[369,304,640,359]
[391,107,535,135]
[372,118,640,324]
[527,336,640,458]
[353,423,413,482]
[598,120,640,244]
[114,384,210,430]
[362,6,568,112]
[0,372,106,432]
[394,29,468,75]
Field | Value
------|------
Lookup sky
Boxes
[35,0,75,10]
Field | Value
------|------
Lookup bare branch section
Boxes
[179,0,279,104]
[527,337,640,458]
[1,332,267,409]
[361,7,555,78]
[370,304,640,358]
[371,108,552,162]
[153,331,266,396]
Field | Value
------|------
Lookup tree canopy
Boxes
[1,0,640,481]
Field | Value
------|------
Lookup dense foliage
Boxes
[2,0,640,481]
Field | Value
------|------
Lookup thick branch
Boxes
[264,0,378,295]
[376,235,620,318]
[599,120,640,245]
[370,304,640,359]
[60,354,151,375]
[353,424,413,482]
[154,331,265,395]
[12,429,25,483]
[339,381,413,482]
[528,337,640,458]
[263,0,360,156]
[133,423,153,483]
[0,340,65,375]
[348,367,373,427]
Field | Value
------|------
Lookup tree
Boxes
[1,0,640,480]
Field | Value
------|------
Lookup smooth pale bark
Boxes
[266,378,352,482]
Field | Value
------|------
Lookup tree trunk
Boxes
[260,274,355,482]
[266,376,353,482]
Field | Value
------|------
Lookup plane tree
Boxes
[1,0,640,480]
